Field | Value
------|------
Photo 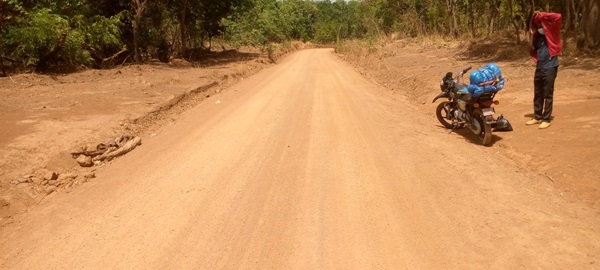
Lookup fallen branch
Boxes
[1,55,20,63]
[121,52,133,65]
[96,136,142,161]
[71,143,109,158]
[103,46,129,65]
[73,135,142,166]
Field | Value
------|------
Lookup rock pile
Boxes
[11,169,96,195]
[10,135,141,197]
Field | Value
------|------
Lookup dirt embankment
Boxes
[337,37,600,209]
[0,45,312,224]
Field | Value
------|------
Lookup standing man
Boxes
[526,11,562,129]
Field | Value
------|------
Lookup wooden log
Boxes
[95,137,142,161]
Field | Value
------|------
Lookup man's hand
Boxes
[532,11,541,24]
[529,11,540,33]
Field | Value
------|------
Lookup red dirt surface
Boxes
[0,41,599,269]
[339,37,600,209]
[0,48,274,221]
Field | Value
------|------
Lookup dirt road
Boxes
[1,49,599,269]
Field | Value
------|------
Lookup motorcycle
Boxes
[432,66,501,146]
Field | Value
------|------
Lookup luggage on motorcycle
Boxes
[493,114,513,132]
[467,63,505,98]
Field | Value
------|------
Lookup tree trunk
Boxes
[446,0,458,37]
[487,0,501,36]
[565,0,571,50]
[526,0,536,51]
[468,1,476,38]
[133,20,141,63]
[579,0,600,50]
[179,0,188,54]
[571,0,580,40]
[132,0,148,64]
[508,0,521,44]
[529,0,535,22]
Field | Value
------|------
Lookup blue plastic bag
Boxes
[467,63,504,97]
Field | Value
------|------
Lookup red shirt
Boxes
[530,12,563,62]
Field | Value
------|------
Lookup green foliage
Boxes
[278,0,318,41]
[313,0,346,43]
[72,13,124,51]
[0,0,27,30]
[223,0,286,49]
[63,28,91,65]
[223,0,369,46]
[32,0,88,15]
[2,9,70,65]
[1,8,123,68]
[0,0,594,72]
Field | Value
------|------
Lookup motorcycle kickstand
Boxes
[448,126,456,134]
[449,125,457,134]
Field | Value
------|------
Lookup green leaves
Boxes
[1,8,123,68]
[72,12,124,51]
[3,9,69,65]
[0,0,27,28]
[223,0,368,47]
[223,0,283,48]
[0,0,583,72]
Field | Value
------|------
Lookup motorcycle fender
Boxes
[482,107,496,124]
[432,93,448,103]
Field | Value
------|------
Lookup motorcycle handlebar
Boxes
[456,66,472,79]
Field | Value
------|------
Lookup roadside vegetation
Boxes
[1,0,598,74]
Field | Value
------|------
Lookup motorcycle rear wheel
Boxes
[472,109,492,146]
[435,101,457,129]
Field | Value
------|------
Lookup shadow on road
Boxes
[436,126,504,147]
[182,49,263,68]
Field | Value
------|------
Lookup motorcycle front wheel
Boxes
[435,101,457,129]
[472,109,492,146]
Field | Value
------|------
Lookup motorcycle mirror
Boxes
[444,72,453,80]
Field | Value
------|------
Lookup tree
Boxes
[177,0,190,52]
[201,0,242,48]
[446,0,458,37]
[131,0,148,63]
[487,0,502,35]
[279,0,318,41]
[223,0,286,48]
[507,0,521,44]
[579,0,600,50]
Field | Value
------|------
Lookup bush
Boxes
[2,9,70,66]
[1,9,124,70]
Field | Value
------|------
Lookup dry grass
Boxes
[336,32,600,71]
